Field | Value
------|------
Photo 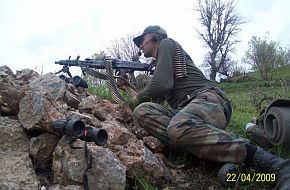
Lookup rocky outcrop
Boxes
[0,65,170,190]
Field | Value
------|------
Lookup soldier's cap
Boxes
[133,25,167,48]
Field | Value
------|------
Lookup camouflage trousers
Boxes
[133,89,249,164]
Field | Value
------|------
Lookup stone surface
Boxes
[111,138,171,186]
[29,133,60,169]
[0,116,30,152]
[143,135,166,153]
[0,116,38,189]
[0,151,39,190]
[0,65,26,116]
[18,91,66,132]
[52,137,126,190]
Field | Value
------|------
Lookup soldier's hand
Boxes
[129,96,139,110]
[116,78,127,91]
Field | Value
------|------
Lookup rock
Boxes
[102,120,135,145]
[64,90,80,109]
[112,138,170,186]
[0,151,39,190]
[0,116,38,189]
[29,133,60,169]
[48,184,83,190]
[29,73,67,101]
[0,65,14,76]
[143,136,166,153]
[18,91,66,132]
[52,136,126,190]
[78,95,102,114]
[118,104,133,123]
[0,116,30,152]
[0,65,26,116]
[66,110,99,125]
[0,67,175,189]
[78,95,117,121]
[101,120,170,186]
[15,68,39,84]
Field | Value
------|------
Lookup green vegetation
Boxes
[133,176,159,190]
[88,84,113,101]
[219,65,290,136]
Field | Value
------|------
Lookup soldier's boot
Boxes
[245,123,273,148]
[217,163,239,187]
[217,146,290,189]
[251,146,290,189]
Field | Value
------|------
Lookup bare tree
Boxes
[106,34,153,89]
[219,58,236,78]
[107,34,140,61]
[196,0,245,81]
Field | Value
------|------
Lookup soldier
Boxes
[130,25,290,189]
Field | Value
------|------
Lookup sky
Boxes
[1,0,290,76]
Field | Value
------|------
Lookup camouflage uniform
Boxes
[133,88,249,163]
[132,31,249,164]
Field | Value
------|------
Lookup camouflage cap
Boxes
[133,25,167,48]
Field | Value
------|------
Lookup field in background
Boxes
[219,65,290,136]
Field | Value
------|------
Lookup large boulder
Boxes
[52,136,126,190]
[29,133,60,169]
[0,116,38,189]
[102,120,170,186]
[0,116,30,152]
[0,151,39,190]
[0,65,26,116]
[18,91,66,132]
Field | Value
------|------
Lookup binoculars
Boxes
[59,75,88,88]
[51,119,108,146]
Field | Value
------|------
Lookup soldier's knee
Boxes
[167,116,192,144]
[133,102,155,121]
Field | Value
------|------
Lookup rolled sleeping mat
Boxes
[264,106,290,147]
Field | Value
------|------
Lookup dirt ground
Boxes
[150,152,274,190]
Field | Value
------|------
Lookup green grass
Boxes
[87,83,131,103]
[88,84,113,100]
[133,176,159,190]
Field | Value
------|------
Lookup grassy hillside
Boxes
[219,65,290,138]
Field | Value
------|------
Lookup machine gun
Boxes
[55,55,154,75]
[55,56,155,103]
